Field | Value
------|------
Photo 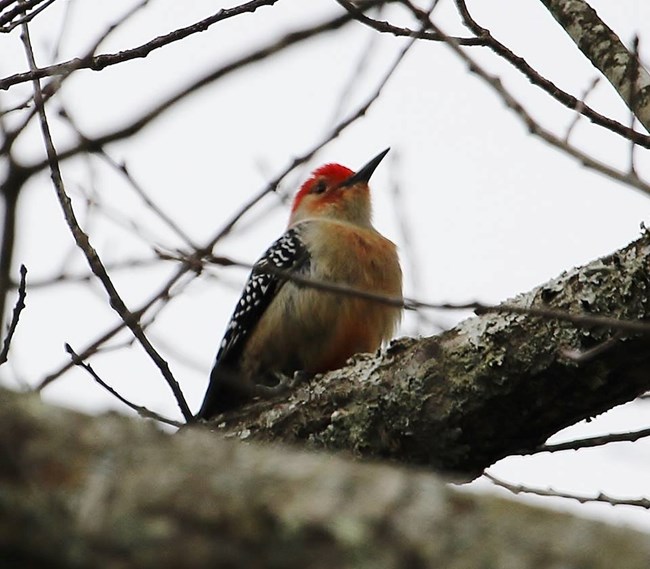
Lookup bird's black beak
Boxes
[340,148,390,188]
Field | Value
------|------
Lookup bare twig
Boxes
[9,257,159,290]
[335,0,482,45]
[485,471,650,509]
[65,343,182,427]
[0,163,28,330]
[394,2,650,197]
[19,3,385,179]
[20,13,193,422]
[98,150,198,249]
[564,77,600,142]
[49,0,75,60]
[531,426,650,454]
[194,252,650,335]
[1,0,387,91]
[0,264,27,365]
[0,0,55,32]
[454,0,650,148]
[387,150,434,334]
[37,271,194,391]
[1,0,151,156]
[560,333,622,363]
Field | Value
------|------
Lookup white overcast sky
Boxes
[2,0,650,532]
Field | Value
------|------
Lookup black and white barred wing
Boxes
[215,225,310,366]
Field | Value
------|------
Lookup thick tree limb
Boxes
[539,0,650,131]
[1,389,649,568]
[211,233,650,478]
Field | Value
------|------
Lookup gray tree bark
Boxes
[1,388,650,568]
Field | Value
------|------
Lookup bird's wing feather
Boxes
[197,225,311,419]
[215,225,310,366]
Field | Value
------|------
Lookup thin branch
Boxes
[0,0,55,32]
[97,150,198,249]
[0,264,26,365]
[485,471,650,509]
[0,0,389,91]
[335,0,483,45]
[65,343,182,427]
[387,150,433,334]
[453,0,650,148]
[202,24,419,247]
[49,0,75,61]
[564,76,600,142]
[195,252,650,336]
[1,0,150,156]
[20,3,383,177]
[532,426,650,454]
[0,162,28,330]
[628,35,640,175]
[20,13,193,422]
[560,333,622,363]
[36,270,193,391]
[8,257,159,290]
[396,2,650,197]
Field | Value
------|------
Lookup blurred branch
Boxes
[97,150,198,249]
[0,264,26,365]
[485,472,650,509]
[4,388,650,568]
[20,15,193,422]
[0,162,28,330]
[1,0,149,156]
[21,2,384,177]
[8,257,160,290]
[563,76,600,142]
[0,0,56,32]
[65,343,183,427]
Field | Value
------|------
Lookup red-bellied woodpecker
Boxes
[197,148,402,419]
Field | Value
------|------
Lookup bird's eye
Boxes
[312,180,327,194]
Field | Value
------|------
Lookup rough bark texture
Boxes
[1,389,649,568]
[539,0,650,131]
[210,233,650,478]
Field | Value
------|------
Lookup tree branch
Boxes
[454,0,650,148]
[485,472,650,509]
[208,233,650,477]
[2,388,650,568]
[0,264,26,365]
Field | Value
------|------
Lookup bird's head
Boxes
[289,148,390,227]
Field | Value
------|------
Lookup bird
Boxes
[196,148,402,420]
